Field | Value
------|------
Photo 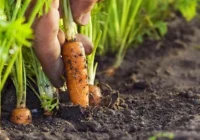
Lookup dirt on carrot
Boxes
[62,41,89,108]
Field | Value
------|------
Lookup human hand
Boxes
[31,0,98,87]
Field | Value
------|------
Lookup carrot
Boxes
[10,48,32,125]
[62,41,89,107]
[89,85,102,106]
[61,0,89,107]
[10,107,32,125]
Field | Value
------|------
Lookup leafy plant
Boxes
[96,0,170,71]
[0,0,32,93]
[138,0,170,41]
[90,0,144,72]
[0,0,33,123]
[175,0,198,21]
[25,48,59,115]
[91,0,198,72]
[0,0,52,124]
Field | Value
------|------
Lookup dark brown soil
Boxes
[1,16,200,140]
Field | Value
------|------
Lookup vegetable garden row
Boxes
[0,0,199,127]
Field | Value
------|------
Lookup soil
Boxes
[1,16,200,140]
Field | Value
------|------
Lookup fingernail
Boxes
[78,13,90,25]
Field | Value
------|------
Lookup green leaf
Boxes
[176,0,197,21]
[155,21,168,37]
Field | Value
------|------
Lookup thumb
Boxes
[69,0,98,25]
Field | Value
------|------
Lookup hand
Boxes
[32,0,98,87]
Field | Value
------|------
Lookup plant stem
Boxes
[16,47,24,108]
[0,47,19,92]
[113,0,142,68]
[27,1,45,27]
[26,48,58,113]
[11,0,21,21]
[17,0,31,18]
[87,30,102,85]
[22,58,26,107]
[61,0,77,40]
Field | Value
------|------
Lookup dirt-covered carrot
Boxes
[89,85,102,106]
[62,41,89,107]
[61,0,89,107]
[10,107,32,125]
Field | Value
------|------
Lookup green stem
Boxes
[17,0,31,18]
[27,1,45,27]
[87,30,102,85]
[111,0,119,37]
[100,15,110,50]
[120,0,131,37]
[114,0,142,68]
[11,0,21,21]
[11,46,26,108]
[61,0,77,40]
[27,48,58,113]
[0,49,19,92]
[0,38,13,73]
[16,48,23,108]
[0,38,17,92]
[22,59,26,107]
[114,25,141,69]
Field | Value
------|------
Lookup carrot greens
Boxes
[79,19,102,85]
[0,0,52,124]
[25,48,59,115]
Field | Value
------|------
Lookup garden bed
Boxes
[1,16,200,140]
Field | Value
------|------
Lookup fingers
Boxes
[75,34,93,55]
[33,2,65,87]
[57,29,65,46]
[58,31,93,55]
[69,0,98,25]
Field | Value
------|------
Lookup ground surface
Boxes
[1,16,200,140]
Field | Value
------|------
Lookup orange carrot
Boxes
[10,107,32,125]
[61,0,89,107]
[62,41,89,107]
[89,85,102,106]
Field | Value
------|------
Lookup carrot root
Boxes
[10,107,32,125]
[89,85,102,106]
[62,41,89,107]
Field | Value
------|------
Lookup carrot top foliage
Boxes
[0,0,53,92]
[0,0,52,122]
[89,0,199,69]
